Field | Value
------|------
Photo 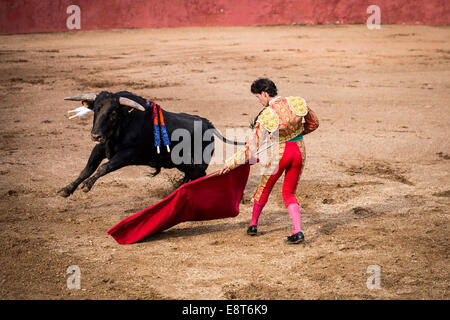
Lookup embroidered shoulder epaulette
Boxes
[256,107,279,132]
[287,96,308,116]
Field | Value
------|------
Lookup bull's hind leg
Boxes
[58,144,105,197]
[150,166,161,177]
[176,166,201,186]
[186,165,207,182]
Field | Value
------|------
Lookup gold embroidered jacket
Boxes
[225,96,319,170]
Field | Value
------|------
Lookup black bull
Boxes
[58,91,244,197]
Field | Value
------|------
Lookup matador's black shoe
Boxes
[285,231,305,244]
[247,225,257,236]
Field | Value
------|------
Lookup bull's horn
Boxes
[64,93,97,101]
[119,97,145,111]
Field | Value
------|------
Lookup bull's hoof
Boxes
[80,182,92,193]
[57,188,71,198]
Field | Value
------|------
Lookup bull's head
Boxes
[64,91,145,144]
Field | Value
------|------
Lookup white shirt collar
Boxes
[269,96,282,105]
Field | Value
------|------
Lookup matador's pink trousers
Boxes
[251,141,303,234]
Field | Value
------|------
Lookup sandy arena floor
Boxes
[0,25,449,299]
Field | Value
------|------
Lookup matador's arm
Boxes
[302,106,319,135]
[225,122,266,170]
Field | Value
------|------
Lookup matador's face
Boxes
[254,92,271,107]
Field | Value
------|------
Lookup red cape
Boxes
[107,164,250,244]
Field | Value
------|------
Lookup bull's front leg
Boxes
[58,144,106,197]
[79,148,136,193]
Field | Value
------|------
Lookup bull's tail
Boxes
[205,120,246,146]
[213,128,246,145]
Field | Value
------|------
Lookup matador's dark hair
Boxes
[250,78,278,97]
[250,78,278,129]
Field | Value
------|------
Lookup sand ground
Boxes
[0,25,449,299]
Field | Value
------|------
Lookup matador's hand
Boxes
[219,163,231,175]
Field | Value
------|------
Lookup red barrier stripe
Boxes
[1,0,448,34]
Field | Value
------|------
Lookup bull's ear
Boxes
[82,100,94,110]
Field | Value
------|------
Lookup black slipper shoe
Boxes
[247,225,257,236]
[285,231,305,244]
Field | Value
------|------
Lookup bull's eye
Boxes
[110,111,117,120]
